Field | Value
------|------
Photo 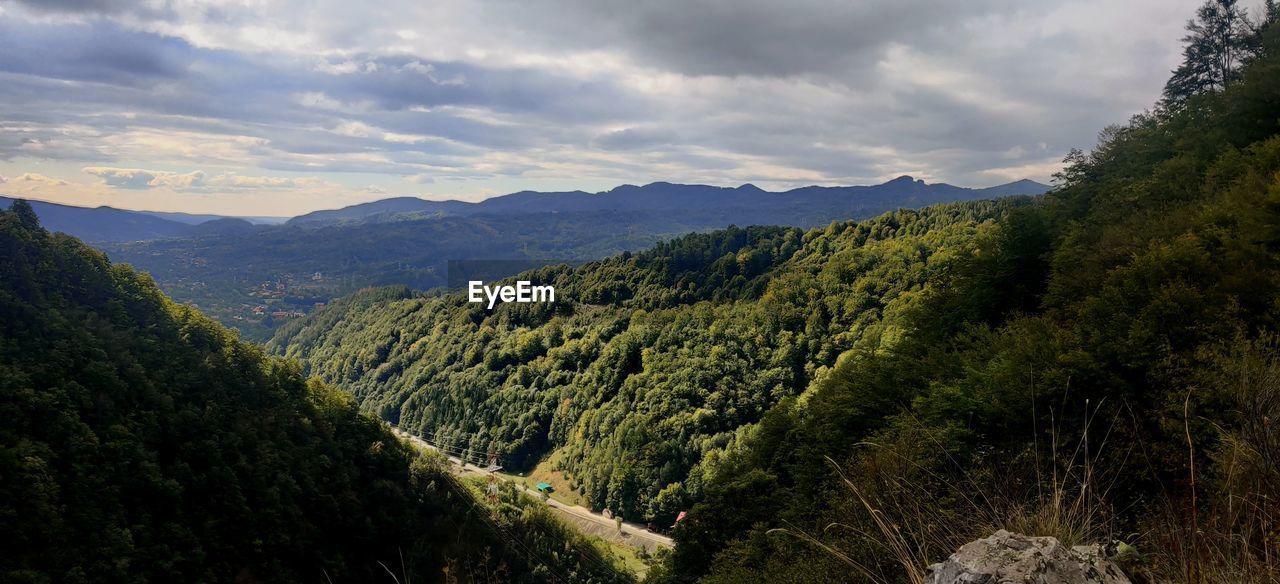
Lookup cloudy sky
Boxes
[0,0,1205,216]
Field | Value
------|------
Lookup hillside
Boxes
[101,209,729,340]
[665,20,1280,583]
[0,202,632,583]
[99,178,1047,341]
[0,196,285,243]
[272,18,1280,584]
[0,196,199,242]
[269,197,1030,525]
[287,177,1049,226]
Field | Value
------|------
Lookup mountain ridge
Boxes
[287,177,1051,225]
[0,196,287,242]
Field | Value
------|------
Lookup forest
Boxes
[4,1,1279,582]
[0,202,633,583]
[268,199,1027,529]
[97,178,1045,342]
[272,5,1280,582]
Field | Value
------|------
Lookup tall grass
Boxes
[771,340,1280,583]
[770,400,1124,583]
[1139,339,1280,583]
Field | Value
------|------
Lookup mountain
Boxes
[0,201,633,582]
[287,177,1051,226]
[286,196,477,225]
[101,209,736,340]
[271,25,1280,584]
[140,210,289,226]
[99,177,1047,340]
[0,196,197,242]
[0,197,291,243]
[267,198,1028,531]
[188,216,260,237]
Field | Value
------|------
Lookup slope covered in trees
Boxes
[663,12,1280,583]
[269,197,1033,527]
[101,178,1047,342]
[0,195,200,242]
[0,201,631,583]
[274,8,1280,583]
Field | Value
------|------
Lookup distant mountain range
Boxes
[0,196,286,243]
[289,177,1051,226]
[5,176,1049,339]
[3,177,1050,243]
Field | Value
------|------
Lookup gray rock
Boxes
[925,530,1131,583]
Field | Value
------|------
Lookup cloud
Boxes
[16,173,70,186]
[83,166,202,189]
[487,0,1018,78]
[205,174,318,189]
[592,127,675,151]
[978,158,1067,183]
[83,166,321,191]
[0,0,1209,214]
[7,0,177,19]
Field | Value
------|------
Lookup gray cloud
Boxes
[488,0,1019,78]
[9,0,176,18]
[0,0,1209,211]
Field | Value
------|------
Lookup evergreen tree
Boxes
[1163,0,1253,107]
[10,199,41,232]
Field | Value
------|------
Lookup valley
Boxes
[70,178,1047,340]
[4,2,1279,582]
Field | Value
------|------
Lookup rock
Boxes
[925,530,1131,583]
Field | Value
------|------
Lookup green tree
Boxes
[1164,0,1254,107]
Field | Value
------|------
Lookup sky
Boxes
[0,0,1209,216]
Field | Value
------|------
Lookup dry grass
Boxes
[770,340,1280,584]
[1138,340,1280,584]
[771,401,1122,584]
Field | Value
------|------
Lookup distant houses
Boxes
[252,305,305,319]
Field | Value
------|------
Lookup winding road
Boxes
[392,427,674,551]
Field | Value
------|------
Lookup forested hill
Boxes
[273,14,1280,584]
[288,176,1049,226]
[0,195,198,242]
[665,16,1280,583]
[0,201,632,583]
[97,177,1046,343]
[269,196,1033,526]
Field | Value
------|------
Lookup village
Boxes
[241,271,329,322]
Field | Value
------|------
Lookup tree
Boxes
[1244,0,1280,61]
[10,199,41,232]
[1163,0,1253,107]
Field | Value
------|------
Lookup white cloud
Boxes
[83,166,205,189]
[17,173,69,186]
[83,166,321,191]
[0,0,1213,212]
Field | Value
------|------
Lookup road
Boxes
[391,428,674,551]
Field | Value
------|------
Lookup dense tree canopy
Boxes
[274,16,1280,584]
[0,205,631,583]
[270,199,1031,527]
[667,17,1280,583]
